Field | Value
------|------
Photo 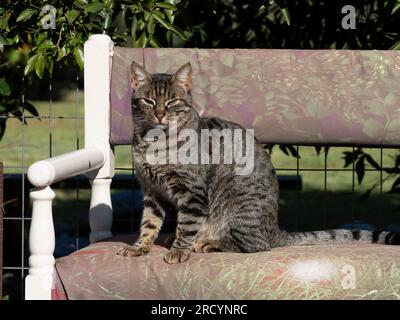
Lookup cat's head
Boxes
[130,61,197,133]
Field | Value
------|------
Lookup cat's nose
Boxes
[155,112,165,122]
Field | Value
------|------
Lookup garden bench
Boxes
[25,34,400,300]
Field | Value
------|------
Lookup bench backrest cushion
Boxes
[110,48,400,147]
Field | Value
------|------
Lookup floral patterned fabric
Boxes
[54,235,400,300]
[110,48,400,147]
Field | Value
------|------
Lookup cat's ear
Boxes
[172,63,192,92]
[130,61,151,90]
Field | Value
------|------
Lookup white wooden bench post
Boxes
[25,34,115,299]
[25,186,56,300]
[84,34,115,243]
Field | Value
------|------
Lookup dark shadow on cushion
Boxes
[101,232,175,248]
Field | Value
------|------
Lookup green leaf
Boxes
[38,40,54,51]
[364,154,380,170]
[165,9,174,23]
[7,49,20,65]
[391,41,400,50]
[57,46,67,61]
[279,145,289,156]
[313,146,330,158]
[149,37,161,47]
[48,58,54,78]
[0,77,11,96]
[24,54,38,76]
[12,109,25,123]
[16,9,36,22]
[103,0,115,11]
[391,177,400,192]
[114,8,127,33]
[35,55,46,79]
[343,151,355,167]
[0,35,8,46]
[74,0,89,7]
[155,2,177,10]
[66,9,80,25]
[0,35,18,48]
[11,34,19,45]
[343,149,362,167]
[103,13,111,30]
[0,12,11,31]
[164,0,179,23]
[152,13,187,40]
[314,146,322,155]
[147,15,155,36]
[147,0,158,8]
[131,15,138,41]
[74,47,84,70]
[392,2,400,14]
[85,2,104,13]
[287,145,300,159]
[281,8,290,26]
[135,31,148,47]
[144,10,151,22]
[22,101,39,118]
[355,156,365,185]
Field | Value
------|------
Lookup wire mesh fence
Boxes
[1,72,400,300]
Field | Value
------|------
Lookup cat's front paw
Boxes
[117,244,149,257]
[194,239,224,253]
[163,249,191,264]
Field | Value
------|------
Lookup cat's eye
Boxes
[165,98,181,108]
[140,98,156,106]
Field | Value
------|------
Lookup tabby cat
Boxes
[117,61,400,264]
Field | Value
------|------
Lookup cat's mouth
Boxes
[153,116,169,130]
[154,124,168,130]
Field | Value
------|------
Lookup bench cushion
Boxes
[54,235,400,300]
[110,48,400,147]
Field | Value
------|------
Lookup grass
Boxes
[1,90,400,229]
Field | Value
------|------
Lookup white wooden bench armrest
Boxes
[27,148,105,187]
[25,149,111,300]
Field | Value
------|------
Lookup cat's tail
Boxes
[278,229,400,247]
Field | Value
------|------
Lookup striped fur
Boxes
[116,62,400,264]
[280,229,400,246]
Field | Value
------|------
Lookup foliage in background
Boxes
[342,148,400,203]
[180,0,400,49]
[0,0,187,139]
